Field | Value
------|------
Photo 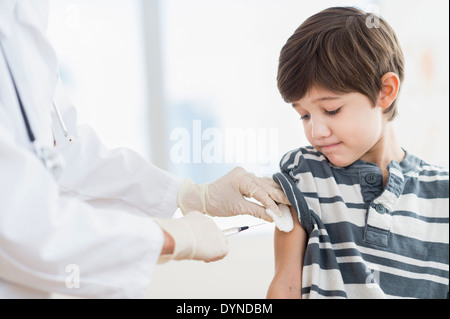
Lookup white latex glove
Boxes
[154,212,229,263]
[177,167,291,222]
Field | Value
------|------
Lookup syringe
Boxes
[222,226,250,237]
[222,223,265,237]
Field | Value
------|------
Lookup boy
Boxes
[266,7,449,299]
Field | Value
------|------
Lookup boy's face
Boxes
[292,86,386,167]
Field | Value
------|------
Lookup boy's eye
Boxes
[326,107,342,116]
[300,114,310,121]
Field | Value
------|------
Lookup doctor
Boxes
[0,1,289,299]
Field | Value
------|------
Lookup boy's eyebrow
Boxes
[312,96,342,103]
[292,96,342,107]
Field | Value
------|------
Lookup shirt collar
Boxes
[397,149,423,173]
[0,0,17,38]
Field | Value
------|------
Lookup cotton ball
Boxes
[266,204,294,232]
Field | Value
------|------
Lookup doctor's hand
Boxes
[154,212,229,263]
[177,167,290,222]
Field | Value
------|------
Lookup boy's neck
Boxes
[360,122,405,185]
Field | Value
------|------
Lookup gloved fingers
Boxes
[244,174,290,208]
[261,176,282,189]
[204,251,229,263]
[184,212,229,261]
[250,186,285,218]
[235,172,287,219]
[261,176,288,196]
[258,177,291,206]
[155,212,229,262]
[204,167,289,220]
[233,197,274,222]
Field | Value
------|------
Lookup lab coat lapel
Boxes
[1,0,59,149]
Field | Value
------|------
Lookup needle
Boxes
[222,223,266,237]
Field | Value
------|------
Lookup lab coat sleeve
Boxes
[0,119,167,298]
[53,81,183,219]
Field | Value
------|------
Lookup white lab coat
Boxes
[0,0,183,298]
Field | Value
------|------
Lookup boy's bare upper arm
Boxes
[274,206,307,272]
[268,206,307,298]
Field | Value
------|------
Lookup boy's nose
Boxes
[310,119,331,139]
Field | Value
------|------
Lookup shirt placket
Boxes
[363,162,405,247]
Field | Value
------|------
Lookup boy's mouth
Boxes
[318,142,342,152]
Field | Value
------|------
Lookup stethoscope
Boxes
[1,41,67,179]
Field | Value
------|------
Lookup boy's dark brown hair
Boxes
[277,7,404,121]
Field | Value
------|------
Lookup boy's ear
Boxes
[377,72,400,110]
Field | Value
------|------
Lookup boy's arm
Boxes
[267,206,307,299]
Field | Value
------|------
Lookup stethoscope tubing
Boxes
[1,40,67,179]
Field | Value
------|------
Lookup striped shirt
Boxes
[273,147,449,299]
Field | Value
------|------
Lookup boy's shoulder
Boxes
[279,146,331,177]
[400,153,448,201]
[401,152,449,177]
[280,146,323,167]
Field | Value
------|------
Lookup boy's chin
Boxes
[325,155,356,168]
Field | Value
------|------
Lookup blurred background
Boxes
[47,0,449,298]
